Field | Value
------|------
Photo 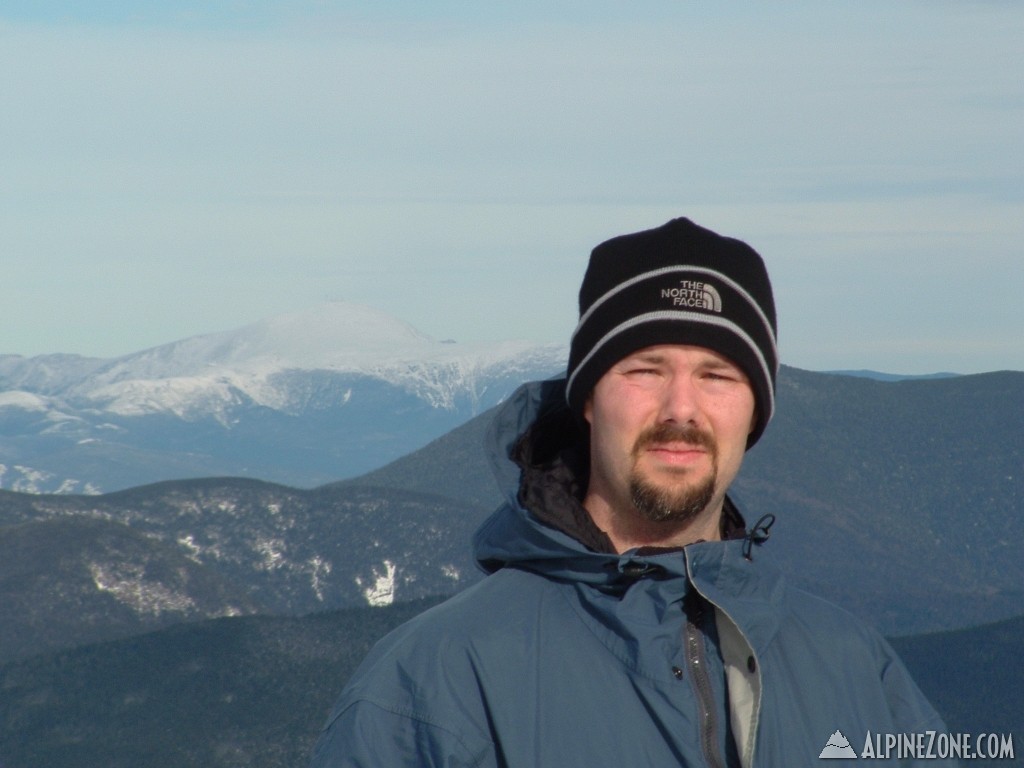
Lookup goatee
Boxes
[628,422,718,525]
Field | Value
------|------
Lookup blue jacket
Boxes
[310,379,953,767]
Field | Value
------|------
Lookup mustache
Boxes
[632,422,715,455]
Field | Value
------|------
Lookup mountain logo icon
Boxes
[819,729,858,759]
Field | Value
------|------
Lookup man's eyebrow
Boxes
[628,351,666,364]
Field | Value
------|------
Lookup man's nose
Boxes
[658,374,700,424]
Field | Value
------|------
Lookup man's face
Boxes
[583,344,757,528]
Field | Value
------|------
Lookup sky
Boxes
[2,1,1022,374]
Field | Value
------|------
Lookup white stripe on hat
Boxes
[566,309,776,424]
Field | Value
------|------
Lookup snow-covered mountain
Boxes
[0,303,566,494]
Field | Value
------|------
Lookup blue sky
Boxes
[2,1,1022,374]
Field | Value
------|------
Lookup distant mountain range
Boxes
[825,369,961,381]
[1,364,1021,667]
[0,302,565,494]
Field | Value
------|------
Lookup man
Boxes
[310,218,952,767]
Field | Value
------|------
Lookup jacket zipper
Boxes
[684,598,726,768]
[685,552,762,768]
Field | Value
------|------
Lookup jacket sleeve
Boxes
[881,652,949,732]
[309,698,493,768]
[876,638,962,767]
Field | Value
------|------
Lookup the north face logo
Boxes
[660,280,722,312]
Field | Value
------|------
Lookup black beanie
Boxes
[566,217,778,448]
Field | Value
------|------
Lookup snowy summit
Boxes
[46,302,566,417]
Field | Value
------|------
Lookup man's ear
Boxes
[583,394,594,426]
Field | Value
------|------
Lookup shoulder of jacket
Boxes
[773,582,903,663]
[354,568,556,665]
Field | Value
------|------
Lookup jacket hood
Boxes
[475,377,621,586]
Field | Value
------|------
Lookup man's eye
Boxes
[703,370,736,382]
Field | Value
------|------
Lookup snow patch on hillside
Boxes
[89,561,197,617]
[357,560,398,606]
